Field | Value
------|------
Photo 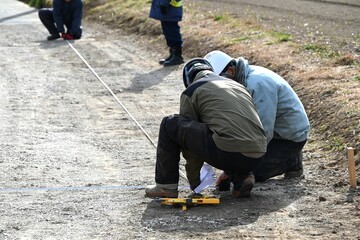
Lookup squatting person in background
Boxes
[204,50,310,188]
[145,58,267,198]
[38,0,83,41]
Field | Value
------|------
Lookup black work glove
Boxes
[160,5,167,15]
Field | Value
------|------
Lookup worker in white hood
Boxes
[205,50,310,185]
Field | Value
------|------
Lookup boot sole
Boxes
[232,180,254,198]
[163,61,184,66]
[163,58,184,66]
[284,169,303,178]
[145,191,178,198]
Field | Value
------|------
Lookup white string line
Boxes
[66,40,157,148]
[0,185,196,193]
[66,40,188,180]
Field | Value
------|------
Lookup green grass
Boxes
[353,33,360,40]
[214,15,223,21]
[303,43,327,53]
[27,0,43,8]
[270,31,292,42]
[303,43,341,58]
[265,31,292,45]
[331,136,346,152]
[228,36,251,44]
[356,76,360,82]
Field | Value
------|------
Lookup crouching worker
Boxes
[145,58,267,198]
[38,0,83,41]
[204,50,310,183]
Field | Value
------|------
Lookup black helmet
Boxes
[182,58,214,88]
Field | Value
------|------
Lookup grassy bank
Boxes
[22,0,47,8]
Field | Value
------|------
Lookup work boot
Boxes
[163,47,184,66]
[145,185,178,198]
[285,151,304,178]
[232,172,255,198]
[284,166,303,178]
[47,33,60,41]
[216,178,231,191]
[159,48,173,65]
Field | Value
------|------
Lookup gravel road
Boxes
[0,1,359,239]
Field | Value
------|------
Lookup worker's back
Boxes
[180,71,267,153]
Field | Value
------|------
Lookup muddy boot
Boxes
[159,48,173,65]
[145,184,178,198]
[163,47,184,66]
[232,172,255,198]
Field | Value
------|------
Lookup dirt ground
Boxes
[0,0,359,239]
[189,0,360,54]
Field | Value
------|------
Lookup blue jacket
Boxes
[240,59,310,144]
[149,0,182,22]
[53,0,83,35]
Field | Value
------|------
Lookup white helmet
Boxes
[204,50,233,75]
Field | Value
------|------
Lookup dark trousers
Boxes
[253,138,307,181]
[38,9,82,39]
[155,114,262,185]
[161,21,182,48]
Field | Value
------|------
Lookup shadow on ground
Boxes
[125,66,179,93]
[141,177,305,232]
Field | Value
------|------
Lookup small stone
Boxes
[345,195,354,203]
[318,196,326,201]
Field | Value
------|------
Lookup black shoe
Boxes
[232,172,255,198]
[284,166,303,178]
[163,55,184,66]
[159,54,173,65]
[285,151,304,178]
[47,34,60,41]
[159,48,173,65]
[216,179,231,191]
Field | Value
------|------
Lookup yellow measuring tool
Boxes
[156,197,220,211]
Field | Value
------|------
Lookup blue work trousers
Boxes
[253,138,307,181]
[161,21,182,48]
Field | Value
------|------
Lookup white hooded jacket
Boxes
[204,51,310,144]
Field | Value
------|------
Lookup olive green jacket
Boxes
[180,71,266,187]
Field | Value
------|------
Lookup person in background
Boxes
[204,50,310,187]
[38,0,83,41]
[149,0,184,66]
[145,58,267,198]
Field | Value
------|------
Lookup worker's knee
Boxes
[38,9,52,20]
